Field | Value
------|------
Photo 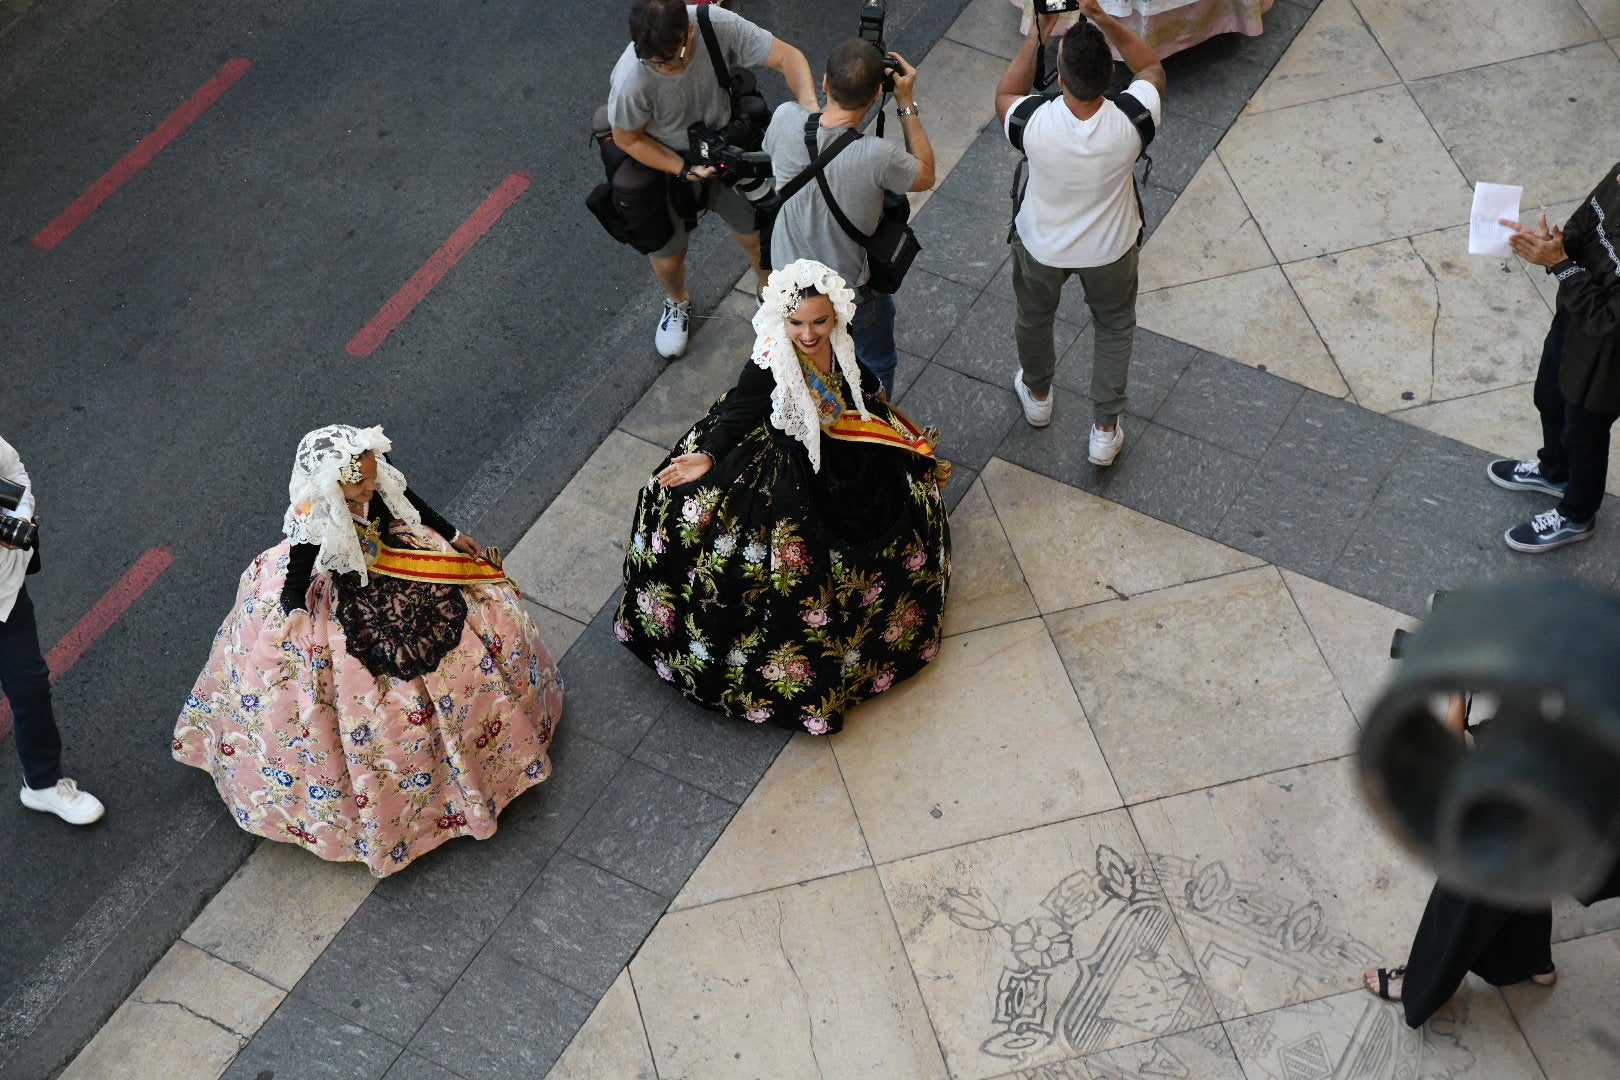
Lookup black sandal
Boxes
[1366,965,1405,1001]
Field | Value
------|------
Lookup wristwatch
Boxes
[896,103,920,118]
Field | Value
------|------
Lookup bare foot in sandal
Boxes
[1364,966,1405,1001]
[1530,967,1557,987]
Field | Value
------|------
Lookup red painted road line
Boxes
[32,58,252,251]
[0,547,173,738]
[345,170,532,358]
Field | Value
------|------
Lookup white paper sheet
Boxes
[1469,182,1522,257]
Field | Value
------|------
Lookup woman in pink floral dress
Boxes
[173,425,562,876]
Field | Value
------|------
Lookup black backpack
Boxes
[1006,89,1155,248]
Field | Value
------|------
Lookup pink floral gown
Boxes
[173,519,562,876]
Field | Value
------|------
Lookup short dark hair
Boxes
[1059,20,1112,101]
[825,39,884,109]
[628,0,690,60]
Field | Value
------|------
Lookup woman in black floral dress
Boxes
[616,260,951,735]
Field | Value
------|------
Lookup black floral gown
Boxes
[615,354,951,734]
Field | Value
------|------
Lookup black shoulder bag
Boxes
[1006,89,1156,247]
[756,114,861,271]
[804,125,921,294]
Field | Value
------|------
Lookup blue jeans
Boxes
[849,290,898,396]
[0,585,63,790]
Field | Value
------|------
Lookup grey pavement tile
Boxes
[497,725,627,849]
[1213,459,1370,578]
[383,1053,468,1080]
[893,268,982,359]
[489,851,667,999]
[1141,112,1224,193]
[1264,390,1413,501]
[556,599,669,755]
[222,995,403,1080]
[944,462,978,513]
[895,362,1023,475]
[1054,325,1199,421]
[1329,506,1512,617]
[1162,50,1272,130]
[913,192,1014,291]
[994,385,1128,495]
[1153,351,1304,459]
[563,760,736,898]
[408,950,594,1080]
[1102,420,1258,535]
[632,697,791,803]
[932,122,1021,213]
[372,827,554,943]
[890,349,929,400]
[933,289,1082,386]
[1140,179,1178,241]
[1368,434,1534,540]
[296,894,483,1046]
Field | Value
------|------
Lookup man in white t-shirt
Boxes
[609,0,818,359]
[995,1,1165,466]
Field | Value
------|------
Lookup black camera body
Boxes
[1389,589,1449,659]
[858,0,901,92]
[687,122,774,203]
[1036,0,1082,12]
[0,476,38,551]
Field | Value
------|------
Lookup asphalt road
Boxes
[0,0,971,1074]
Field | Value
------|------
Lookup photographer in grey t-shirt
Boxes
[608,0,818,360]
[762,40,935,396]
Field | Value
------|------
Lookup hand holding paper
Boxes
[1469,182,1522,257]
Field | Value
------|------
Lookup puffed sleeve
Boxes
[698,360,774,463]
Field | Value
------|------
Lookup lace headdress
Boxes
[284,424,417,582]
[750,259,869,472]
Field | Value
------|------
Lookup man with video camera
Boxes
[761,29,936,397]
[608,0,819,360]
[996,0,1165,467]
[0,435,104,825]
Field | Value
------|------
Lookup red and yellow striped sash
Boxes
[825,407,953,484]
[368,543,511,587]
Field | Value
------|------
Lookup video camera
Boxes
[0,476,38,550]
[1035,0,1083,12]
[858,0,902,93]
[687,122,774,203]
[1388,589,1447,659]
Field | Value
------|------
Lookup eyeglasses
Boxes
[638,26,691,70]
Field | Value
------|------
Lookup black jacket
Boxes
[1552,164,1620,411]
[278,488,457,614]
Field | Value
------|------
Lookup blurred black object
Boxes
[1360,578,1620,906]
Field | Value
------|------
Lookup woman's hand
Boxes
[657,453,714,488]
[452,533,486,561]
[283,608,312,646]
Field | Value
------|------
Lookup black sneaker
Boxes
[1487,458,1566,496]
[1504,508,1594,553]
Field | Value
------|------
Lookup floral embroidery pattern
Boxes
[617,387,950,734]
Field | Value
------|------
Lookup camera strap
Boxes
[696,5,732,97]
[777,114,861,210]
[804,121,874,245]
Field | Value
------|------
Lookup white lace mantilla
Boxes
[283,424,417,583]
[750,260,869,473]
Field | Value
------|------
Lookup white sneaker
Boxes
[1089,420,1125,466]
[20,778,105,825]
[1013,368,1053,427]
[655,298,691,359]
